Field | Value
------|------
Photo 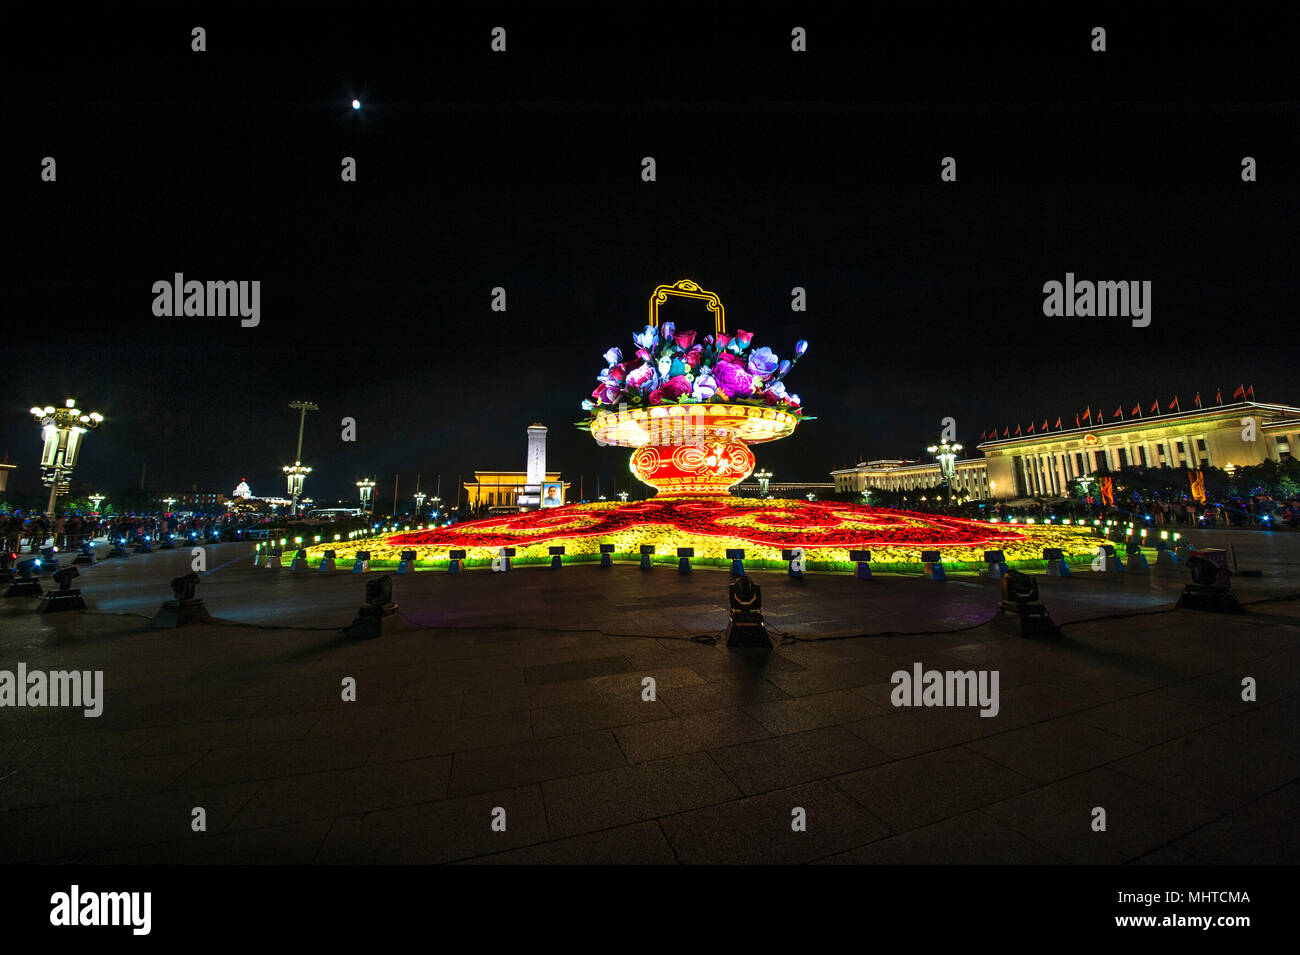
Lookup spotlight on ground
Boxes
[921,549,945,581]
[982,549,1007,579]
[346,574,400,638]
[599,543,615,569]
[74,541,95,565]
[447,549,465,573]
[549,545,565,569]
[319,549,337,572]
[353,549,372,574]
[726,548,745,577]
[5,558,44,597]
[781,547,805,578]
[995,568,1061,639]
[849,548,872,579]
[494,547,516,572]
[396,549,418,574]
[1043,547,1070,577]
[677,547,694,574]
[1175,549,1243,613]
[725,574,771,650]
[149,571,212,628]
[639,544,655,570]
[39,565,85,613]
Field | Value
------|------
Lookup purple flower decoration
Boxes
[603,346,623,366]
[777,359,792,378]
[795,339,808,357]
[691,374,718,401]
[712,361,755,399]
[660,321,675,346]
[746,346,779,377]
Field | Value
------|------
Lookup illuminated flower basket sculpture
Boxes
[580,279,809,496]
[300,280,1100,570]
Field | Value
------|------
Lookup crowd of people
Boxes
[1,512,242,554]
[899,490,1300,529]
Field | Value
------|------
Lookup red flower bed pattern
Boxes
[387,498,1027,551]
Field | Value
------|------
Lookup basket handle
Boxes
[648,279,725,334]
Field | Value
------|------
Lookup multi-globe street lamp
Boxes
[285,400,318,515]
[413,490,427,519]
[30,398,103,517]
[755,468,773,497]
[88,493,106,514]
[926,437,963,505]
[356,478,376,523]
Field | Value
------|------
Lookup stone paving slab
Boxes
[0,529,1298,863]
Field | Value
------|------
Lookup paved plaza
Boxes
[2,530,1298,864]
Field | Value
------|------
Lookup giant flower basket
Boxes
[302,280,1099,570]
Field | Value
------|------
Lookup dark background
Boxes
[3,3,1297,505]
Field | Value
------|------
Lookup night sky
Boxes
[4,5,1297,505]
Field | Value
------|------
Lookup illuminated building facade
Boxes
[463,471,569,510]
[980,401,1300,500]
[831,459,991,500]
[832,400,1300,502]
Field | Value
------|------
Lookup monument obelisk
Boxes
[518,422,548,511]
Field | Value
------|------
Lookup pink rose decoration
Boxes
[659,375,692,400]
[647,388,665,405]
[674,330,696,350]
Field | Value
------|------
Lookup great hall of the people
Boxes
[830,401,1300,503]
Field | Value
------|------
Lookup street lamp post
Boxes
[356,478,376,522]
[88,493,106,515]
[926,437,963,505]
[755,468,773,497]
[163,496,177,513]
[286,400,318,515]
[413,490,427,519]
[31,399,103,517]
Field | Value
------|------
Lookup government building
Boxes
[831,399,1300,503]
[463,471,570,510]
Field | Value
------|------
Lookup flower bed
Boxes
[299,498,1100,568]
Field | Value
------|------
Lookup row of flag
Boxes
[980,385,1255,441]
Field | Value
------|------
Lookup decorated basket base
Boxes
[301,498,1100,569]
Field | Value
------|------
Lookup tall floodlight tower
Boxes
[518,423,548,511]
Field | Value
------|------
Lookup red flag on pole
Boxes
[1074,414,1081,428]
[1027,422,1035,434]
[1114,406,1124,419]
[1246,385,1255,399]
[1096,408,1104,424]
[1215,388,1222,405]
[1232,384,1245,399]
[1014,424,1022,436]
[1194,392,1201,408]
[1082,407,1091,422]
[1042,419,1049,432]
[1150,399,1160,414]
[1132,403,1141,417]
[979,431,986,440]
[1168,396,1180,411]
[1003,427,1009,437]
[1056,417,1062,429]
